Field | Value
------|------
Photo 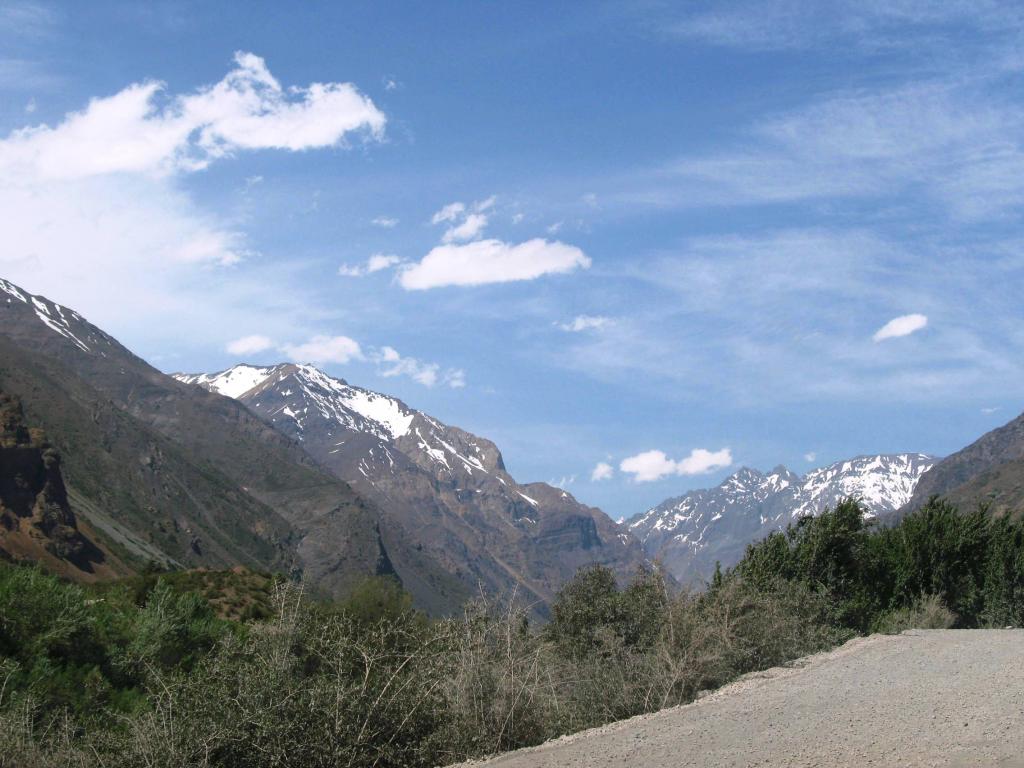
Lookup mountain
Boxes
[175,363,649,613]
[628,454,937,585]
[903,410,1024,517]
[0,277,387,598]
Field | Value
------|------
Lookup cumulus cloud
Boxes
[399,238,591,290]
[0,51,385,181]
[591,461,614,481]
[619,448,732,482]
[372,346,465,388]
[226,334,274,355]
[338,253,402,277]
[560,315,611,332]
[873,313,928,342]
[281,335,363,364]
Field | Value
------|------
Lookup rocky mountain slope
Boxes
[903,410,1024,517]
[0,277,388,598]
[176,363,649,613]
[0,390,116,580]
[628,454,936,584]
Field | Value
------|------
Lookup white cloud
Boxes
[442,212,488,243]
[873,313,928,342]
[804,452,817,463]
[591,461,614,481]
[399,238,591,290]
[619,448,732,482]
[560,315,611,332]
[282,335,363,364]
[226,334,274,355]
[371,215,398,228]
[551,474,576,489]
[372,346,465,388]
[0,51,385,182]
[432,196,496,242]
[24,97,35,113]
[0,53,387,352]
[981,406,1000,414]
[546,221,563,234]
[431,201,466,224]
[338,253,402,277]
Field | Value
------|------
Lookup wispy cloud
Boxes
[432,197,495,243]
[559,315,611,332]
[371,215,398,228]
[551,227,1024,405]
[338,253,402,277]
[591,461,614,481]
[665,1,1024,52]
[372,346,465,388]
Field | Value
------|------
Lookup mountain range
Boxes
[0,278,645,615]
[3,274,1024,611]
[628,454,937,584]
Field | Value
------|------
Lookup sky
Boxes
[1,1,1023,521]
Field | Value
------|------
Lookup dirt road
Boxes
[458,630,1024,768]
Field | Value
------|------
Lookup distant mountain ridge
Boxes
[176,363,650,614]
[629,453,937,585]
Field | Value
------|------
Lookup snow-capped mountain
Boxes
[176,363,649,613]
[628,453,937,585]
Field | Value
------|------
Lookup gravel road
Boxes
[455,630,1024,768]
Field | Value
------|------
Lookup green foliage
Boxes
[735,497,1024,633]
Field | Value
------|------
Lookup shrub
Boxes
[872,594,957,634]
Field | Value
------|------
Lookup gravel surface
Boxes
[453,630,1024,768]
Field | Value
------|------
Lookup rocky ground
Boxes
[455,630,1024,768]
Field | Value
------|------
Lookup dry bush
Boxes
[873,594,957,634]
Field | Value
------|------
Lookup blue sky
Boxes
[2,1,1022,520]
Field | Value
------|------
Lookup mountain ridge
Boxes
[176,362,651,613]
[629,453,937,584]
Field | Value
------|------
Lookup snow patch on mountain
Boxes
[177,364,277,399]
[1,278,104,354]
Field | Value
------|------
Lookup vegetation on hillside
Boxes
[2,497,1022,767]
